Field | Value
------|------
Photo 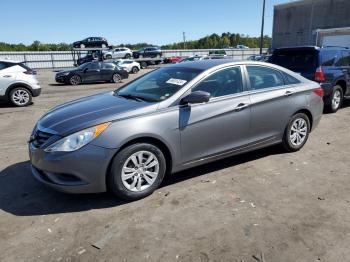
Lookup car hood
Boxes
[38,92,158,136]
[57,69,76,75]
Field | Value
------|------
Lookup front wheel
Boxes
[125,54,131,59]
[108,143,166,201]
[325,85,343,113]
[9,87,32,107]
[282,113,310,152]
[69,75,81,85]
[112,73,122,83]
[131,66,139,74]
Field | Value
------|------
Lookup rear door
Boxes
[100,63,116,80]
[245,65,296,143]
[180,66,252,164]
[335,50,350,96]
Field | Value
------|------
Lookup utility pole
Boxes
[183,31,186,49]
[259,0,266,54]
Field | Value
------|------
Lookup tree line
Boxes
[0,32,271,51]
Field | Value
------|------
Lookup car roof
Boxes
[168,59,275,70]
[0,59,23,64]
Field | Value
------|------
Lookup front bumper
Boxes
[32,87,42,97]
[55,75,68,83]
[29,143,118,193]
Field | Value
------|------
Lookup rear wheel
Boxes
[69,75,81,85]
[9,87,32,107]
[131,66,139,74]
[125,54,131,59]
[282,113,310,152]
[112,73,122,83]
[325,85,343,113]
[108,143,166,201]
[140,61,147,69]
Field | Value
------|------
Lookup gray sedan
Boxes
[29,60,324,201]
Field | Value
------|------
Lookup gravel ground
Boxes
[0,69,350,262]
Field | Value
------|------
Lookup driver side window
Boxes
[192,67,243,98]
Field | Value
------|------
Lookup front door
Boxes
[180,66,251,164]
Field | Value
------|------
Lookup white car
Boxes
[104,47,132,59]
[113,59,140,74]
[235,45,250,49]
[0,60,41,106]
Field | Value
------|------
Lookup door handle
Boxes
[285,90,295,96]
[3,75,11,78]
[234,103,249,111]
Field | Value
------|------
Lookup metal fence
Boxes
[0,49,266,69]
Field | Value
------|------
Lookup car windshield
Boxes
[116,67,203,102]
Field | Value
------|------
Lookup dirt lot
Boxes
[0,69,350,262]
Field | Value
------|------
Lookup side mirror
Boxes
[180,91,211,105]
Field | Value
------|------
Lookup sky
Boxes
[1,0,293,45]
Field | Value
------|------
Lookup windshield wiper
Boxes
[115,92,148,102]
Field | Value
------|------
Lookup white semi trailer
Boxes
[316,27,350,48]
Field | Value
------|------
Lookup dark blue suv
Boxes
[269,46,350,113]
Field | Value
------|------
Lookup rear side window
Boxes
[335,51,350,67]
[101,63,114,69]
[283,72,301,85]
[247,66,284,90]
[271,50,318,73]
[321,50,339,66]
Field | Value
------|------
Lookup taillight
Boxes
[315,66,325,82]
[313,87,324,97]
[24,70,37,75]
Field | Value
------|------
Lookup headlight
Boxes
[45,122,110,152]
[58,72,70,76]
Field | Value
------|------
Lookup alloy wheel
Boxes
[113,74,121,83]
[332,90,341,110]
[70,75,81,85]
[121,151,159,192]
[289,118,308,146]
[12,89,30,106]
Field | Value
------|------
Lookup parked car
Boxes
[0,60,41,106]
[73,37,108,49]
[103,47,132,59]
[163,56,183,64]
[269,46,350,113]
[236,45,250,49]
[77,50,103,66]
[209,50,227,58]
[55,61,128,85]
[180,55,210,62]
[247,54,271,62]
[112,59,140,73]
[30,60,323,201]
[133,46,162,58]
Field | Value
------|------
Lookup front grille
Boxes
[32,129,54,148]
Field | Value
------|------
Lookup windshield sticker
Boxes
[166,78,187,86]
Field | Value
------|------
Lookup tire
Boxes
[108,143,166,201]
[125,54,131,59]
[9,87,32,107]
[282,113,310,152]
[140,61,147,69]
[69,75,81,85]
[80,44,85,49]
[112,73,122,83]
[131,66,139,74]
[325,85,343,113]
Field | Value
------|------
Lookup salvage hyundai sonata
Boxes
[29,60,323,200]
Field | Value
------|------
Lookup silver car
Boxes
[29,60,324,201]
